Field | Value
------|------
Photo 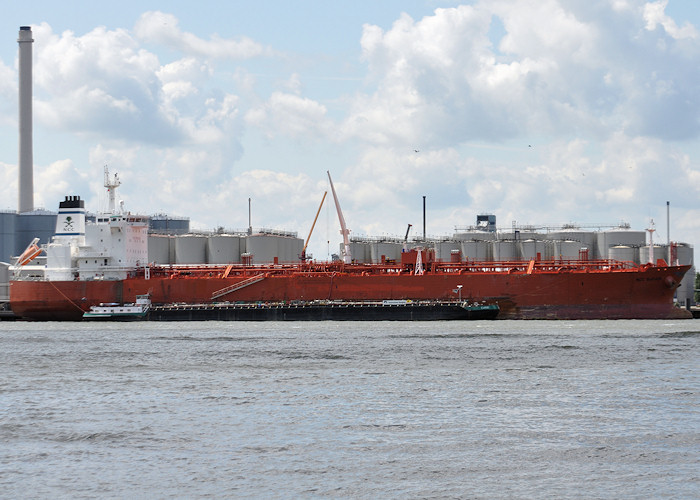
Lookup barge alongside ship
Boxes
[147,300,500,321]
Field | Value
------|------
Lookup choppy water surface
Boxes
[1,320,698,498]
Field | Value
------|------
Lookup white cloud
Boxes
[134,11,268,59]
[34,159,91,210]
[644,0,698,39]
[350,0,700,147]
[246,91,331,140]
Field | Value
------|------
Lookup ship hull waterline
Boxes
[9,262,691,321]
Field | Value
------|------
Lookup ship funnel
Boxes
[54,195,86,245]
[18,26,34,213]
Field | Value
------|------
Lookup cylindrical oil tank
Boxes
[461,240,492,261]
[674,243,694,266]
[609,245,638,263]
[348,241,370,263]
[174,235,207,264]
[597,229,645,260]
[492,240,517,261]
[273,235,302,263]
[435,241,461,261]
[547,230,599,258]
[519,239,548,261]
[676,264,696,306]
[246,234,280,263]
[289,237,303,263]
[207,234,241,264]
[279,236,291,262]
[639,245,667,265]
[370,242,402,263]
[148,234,173,264]
[0,212,17,263]
[16,212,57,257]
[553,240,582,261]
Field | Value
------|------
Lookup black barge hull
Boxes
[147,302,500,321]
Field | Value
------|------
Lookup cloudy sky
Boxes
[1,0,699,260]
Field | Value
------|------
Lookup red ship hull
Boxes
[9,259,692,321]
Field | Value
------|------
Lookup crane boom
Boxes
[327,171,352,264]
[301,191,327,261]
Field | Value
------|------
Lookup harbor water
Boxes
[1,320,698,498]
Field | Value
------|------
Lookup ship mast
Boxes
[104,165,121,214]
[327,171,352,264]
[647,219,655,265]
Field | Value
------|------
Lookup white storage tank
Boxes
[639,245,667,265]
[148,234,173,264]
[348,241,370,263]
[609,245,638,263]
[553,240,582,261]
[278,235,303,263]
[519,239,549,261]
[676,264,696,307]
[174,235,207,264]
[547,230,599,258]
[674,243,694,266]
[654,243,695,307]
[597,228,645,261]
[245,234,279,263]
[207,234,241,264]
[461,240,492,261]
[493,240,517,261]
[370,241,402,263]
[435,241,461,261]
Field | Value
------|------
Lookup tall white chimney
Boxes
[18,26,34,213]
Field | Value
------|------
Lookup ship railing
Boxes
[141,257,642,279]
[431,258,639,274]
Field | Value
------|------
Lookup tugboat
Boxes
[83,295,151,321]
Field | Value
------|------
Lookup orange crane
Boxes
[301,191,327,261]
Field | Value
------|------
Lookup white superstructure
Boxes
[16,170,150,281]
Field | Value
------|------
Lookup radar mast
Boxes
[104,165,121,214]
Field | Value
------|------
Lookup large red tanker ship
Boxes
[8,171,692,321]
[9,252,691,321]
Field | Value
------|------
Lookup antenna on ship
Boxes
[104,165,121,214]
[327,171,352,264]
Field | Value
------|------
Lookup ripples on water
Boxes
[1,321,698,498]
